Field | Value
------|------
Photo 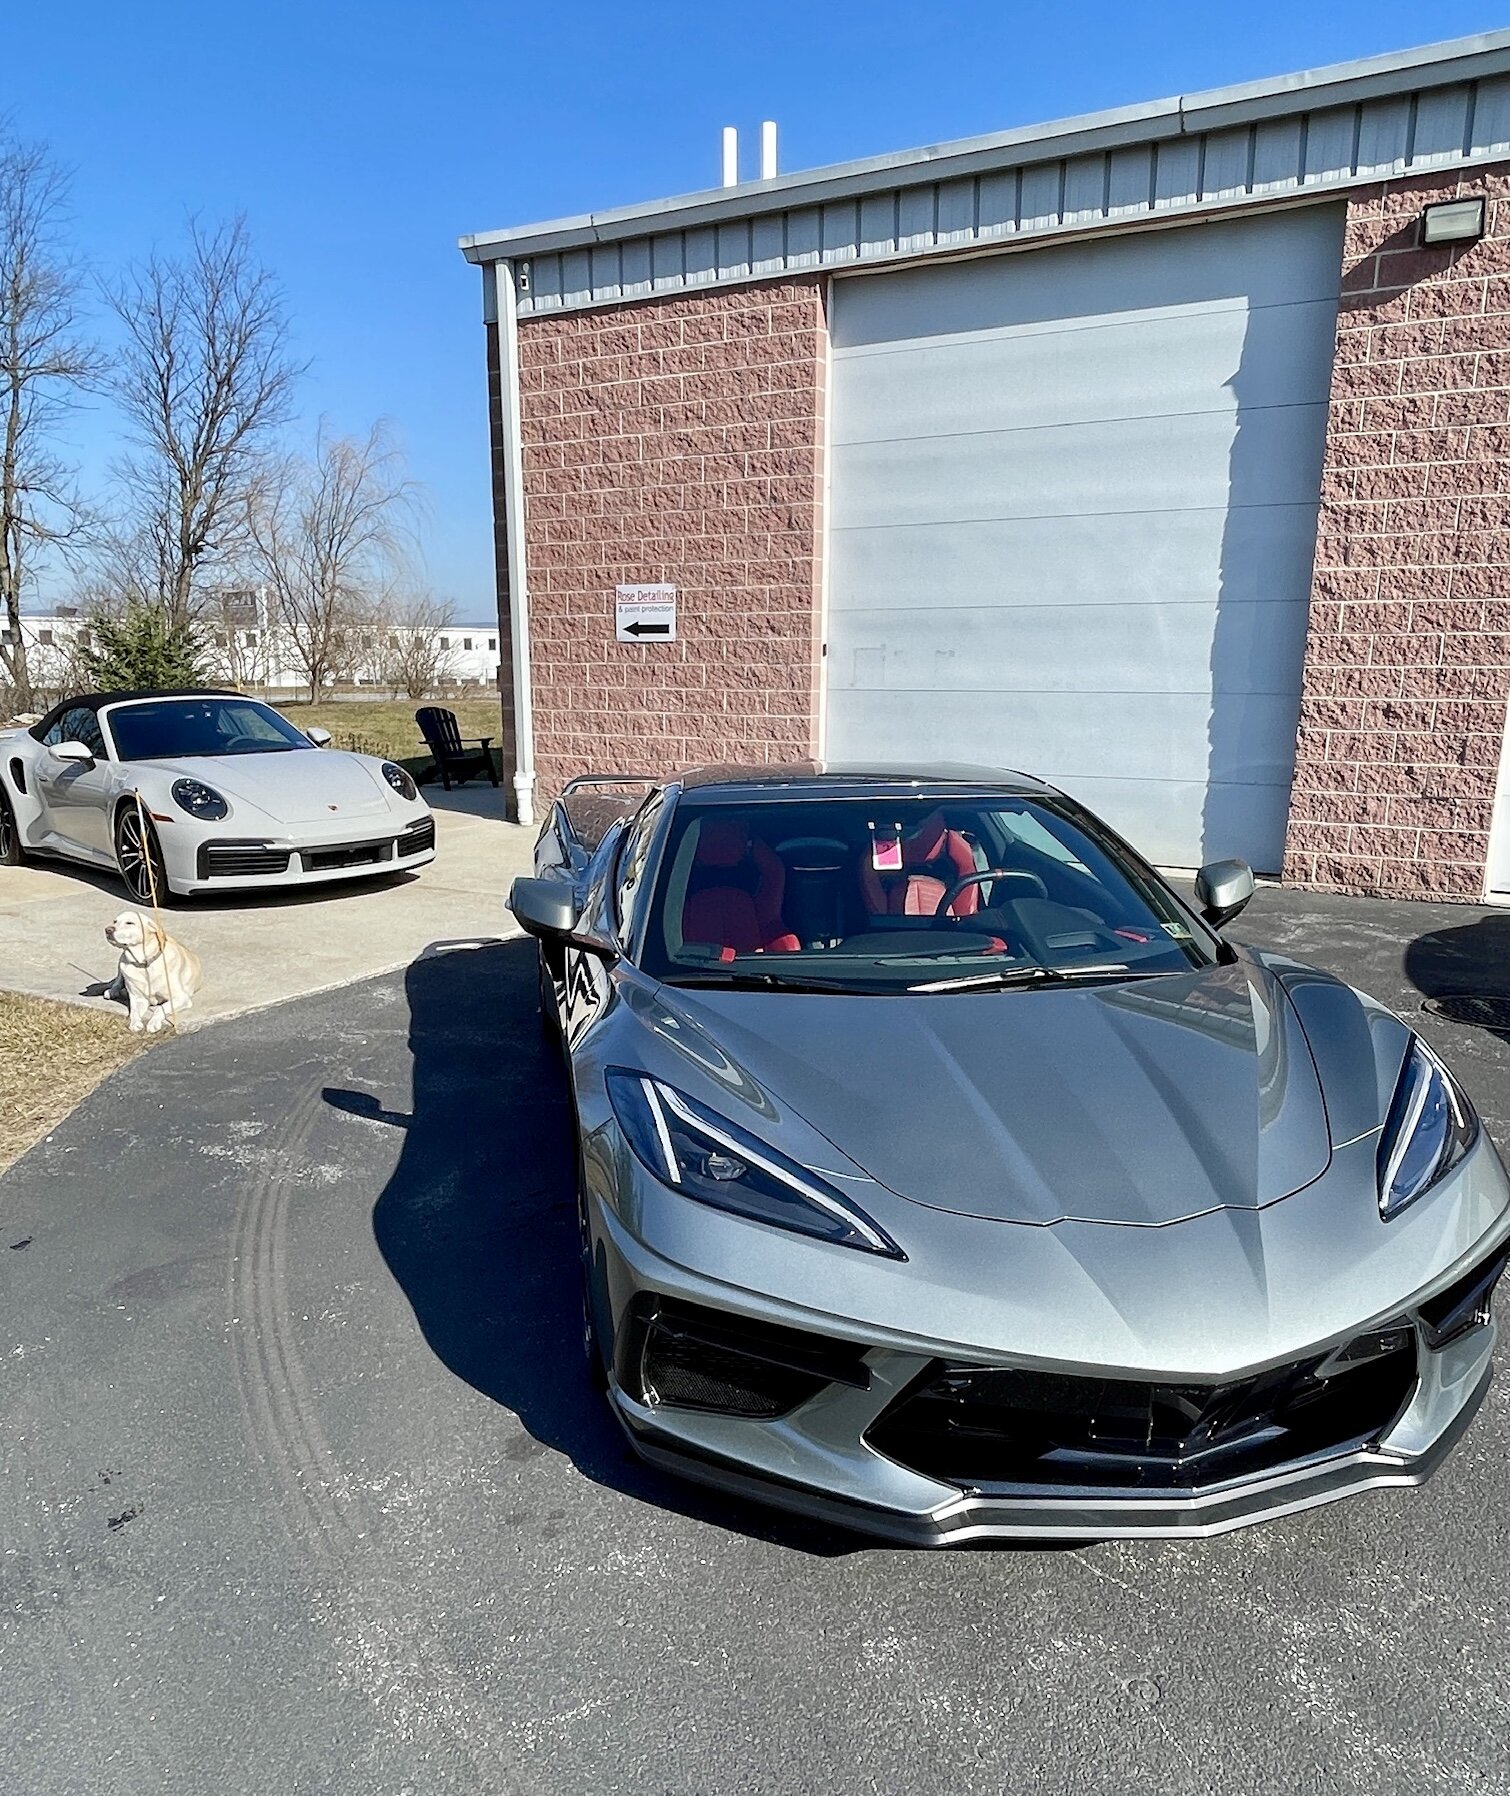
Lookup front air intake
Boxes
[626,1296,869,1420]
[1418,1241,1509,1348]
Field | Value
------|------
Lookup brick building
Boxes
[462,31,1510,902]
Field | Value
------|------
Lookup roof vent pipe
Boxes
[760,120,777,180]
[722,126,738,188]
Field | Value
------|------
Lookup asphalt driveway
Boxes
[3,887,1510,1795]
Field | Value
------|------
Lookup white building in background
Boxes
[7,609,95,690]
[11,601,502,696]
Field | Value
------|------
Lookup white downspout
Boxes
[493,257,536,828]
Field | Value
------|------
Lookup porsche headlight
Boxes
[382,762,417,800]
[606,1070,903,1258]
[171,777,229,821]
[1378,1035,1478,1221]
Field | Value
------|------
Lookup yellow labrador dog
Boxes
[103,911,203,1033]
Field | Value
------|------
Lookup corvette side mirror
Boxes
[52,740,95,766]
[509,876,620,957]
[306,727,332,747]
[1195,858,1255,929]
[509,876,580,940]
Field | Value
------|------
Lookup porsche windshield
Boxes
[108,698,317,761]
[640,796,1218,992]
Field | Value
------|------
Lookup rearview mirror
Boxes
[1195,858,1255,929]
[52,740,95,765]
[306,727,332,747]
[508,876,580,940]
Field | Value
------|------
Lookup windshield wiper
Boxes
[909,964,1163,993]
[664,970,866,995]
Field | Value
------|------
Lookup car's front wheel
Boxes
[114,806,174,907]
[0,784,22,867]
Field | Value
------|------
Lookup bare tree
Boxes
[110,216,301,628]
[0,129,103,704]
[250,422,415,701]
[374,591,461,698]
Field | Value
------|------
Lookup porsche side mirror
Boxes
[306,727,332,747]
[1195,858,1255,929]
[509,876,581,940]
[52,740,95,766]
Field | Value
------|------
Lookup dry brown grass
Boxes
[0,994,150,1174]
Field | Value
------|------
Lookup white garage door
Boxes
[824,206,1344,871]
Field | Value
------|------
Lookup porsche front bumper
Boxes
[588,1184,1507,1545]
[166,814,435,893]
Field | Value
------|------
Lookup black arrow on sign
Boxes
[624,620,671,637]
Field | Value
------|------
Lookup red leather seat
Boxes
[860,811,982,919]
[682,819,800,958]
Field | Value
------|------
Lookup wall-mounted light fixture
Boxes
[1420,196,1487,246]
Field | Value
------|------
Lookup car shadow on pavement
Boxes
[328,935,868,1558]
[1404,913,1510,1043]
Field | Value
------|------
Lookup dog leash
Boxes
[132,789,181,1033]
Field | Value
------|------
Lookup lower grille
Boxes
[199,842,292,878]
[302,839,392,872]
[865,1345,1417,1492]
[626,1295,869,1420]
[397,817,436,857]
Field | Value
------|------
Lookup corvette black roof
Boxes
[672,761,1054,797]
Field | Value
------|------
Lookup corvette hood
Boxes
[140,751,392,825]
[657,961,1333,1227]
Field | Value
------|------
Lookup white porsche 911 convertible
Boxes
[0,689,436,903]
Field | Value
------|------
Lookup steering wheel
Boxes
[934,868,1048,916]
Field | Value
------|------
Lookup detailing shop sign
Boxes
[615,584,677,643]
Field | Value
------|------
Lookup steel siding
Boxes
[825,206,1344,872]
[496,45,1510,313]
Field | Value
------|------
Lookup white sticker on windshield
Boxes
[1162,921,1192,939]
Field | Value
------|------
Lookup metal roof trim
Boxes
[458,30,1510,264]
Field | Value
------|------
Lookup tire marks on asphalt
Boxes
[226,1084,354,1561]
[223,1074,527,1793]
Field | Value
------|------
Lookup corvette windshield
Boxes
[641,795,1218,992]
[108,698,317,761]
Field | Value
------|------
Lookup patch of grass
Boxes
[277,697,505,769]
[0,994,150,1174]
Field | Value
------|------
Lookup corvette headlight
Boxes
[171,777,229,821]
[606,1070,904,1258]
[381,761,417,800]
[1378,1036,1478,1221]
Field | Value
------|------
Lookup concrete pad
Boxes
[0,794,536,1027]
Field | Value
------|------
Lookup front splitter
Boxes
[618,1363,1490,1545]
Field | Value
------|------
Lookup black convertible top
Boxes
[29,689,242,740]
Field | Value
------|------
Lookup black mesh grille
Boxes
[866,1345,1417,1492]
[398,817,436,857]
[199,842,291,878]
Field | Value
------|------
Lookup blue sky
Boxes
[6,1,1503,617]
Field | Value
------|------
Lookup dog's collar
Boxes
[121,940,164,968]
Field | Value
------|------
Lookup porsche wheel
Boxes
[0,784,21,867]
[114,806,174,907]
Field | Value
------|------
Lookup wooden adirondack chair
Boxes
[416,706,499,791]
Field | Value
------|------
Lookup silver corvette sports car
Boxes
[0,689,435,902]
[510,765,1510,1545]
